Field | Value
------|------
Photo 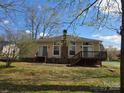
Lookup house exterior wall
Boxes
[93,42,101,51]
[37,40,101,58]
[37,42,61,58]
[37,42,53,58]
[48,44,53,58]
[75,42,82,53]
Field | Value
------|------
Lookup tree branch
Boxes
[67,0,98,29]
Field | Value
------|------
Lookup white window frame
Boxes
[53,45,61,57]
[38,45,48,57]
[68,42,76,57]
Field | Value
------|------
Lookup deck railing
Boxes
[72,51,82,59]
[69,51,107,61]
[67,51,82,66]
[82,51,107,60]
[68,51,107,66]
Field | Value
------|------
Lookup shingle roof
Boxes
[38,35,102,42]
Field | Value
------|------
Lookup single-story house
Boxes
[36,30,107,66]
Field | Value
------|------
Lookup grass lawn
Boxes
[0,61,120,93]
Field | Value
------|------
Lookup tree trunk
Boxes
[6,59,12,67]
[121,1,124,93]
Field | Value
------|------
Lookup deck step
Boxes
[67,58,81,67]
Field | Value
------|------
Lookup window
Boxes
[70,41,75,45]
[53,42,60,56]
[69,46,75,55]
[69,41,75,55]
[82,45,93,57]
[53,45,60,55]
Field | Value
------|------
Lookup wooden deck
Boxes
[46,51,107,66]
[0,51,107,66]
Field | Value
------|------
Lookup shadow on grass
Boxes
[0,80,120,93]
[0,65,15,69]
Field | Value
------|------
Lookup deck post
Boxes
[44,56,47,63]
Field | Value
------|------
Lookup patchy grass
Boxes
[0,61,120,93]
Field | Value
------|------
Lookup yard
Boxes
[0,61,120,93]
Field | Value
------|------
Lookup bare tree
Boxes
[15,31,39,57]
[25,4,60,39]
[106,46,120,61]
[121,1,124,93]
[0,0,25,67]
[0,0,25,22]
[66,0,123,92]
[0,0,25,38]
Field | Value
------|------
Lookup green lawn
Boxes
[0,61,120,93]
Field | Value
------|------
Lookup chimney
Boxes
[63,29,67,41]
[61,29,68,62]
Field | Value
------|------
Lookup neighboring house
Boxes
[0,41,19,59]
[36,30,107,66]
[0,41,9,54]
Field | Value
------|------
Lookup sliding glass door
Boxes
[82,45,93,57]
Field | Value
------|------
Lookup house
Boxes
[36,30,107,66]
[0,41,9,54]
